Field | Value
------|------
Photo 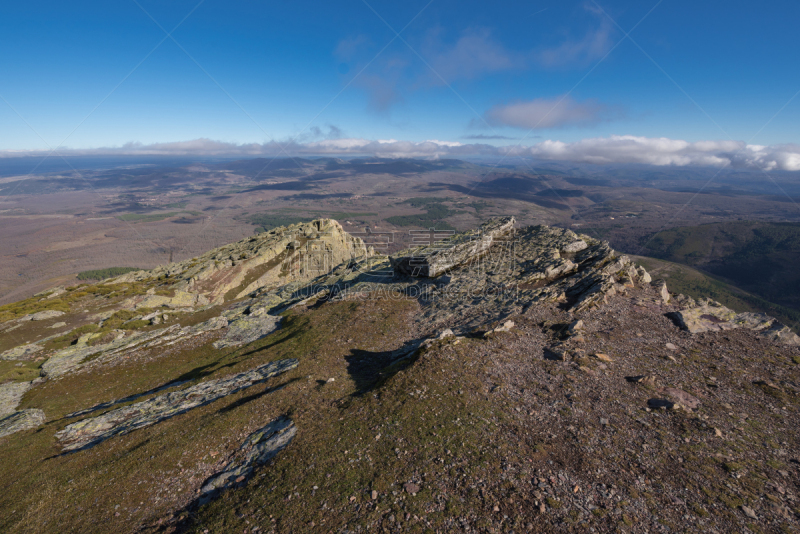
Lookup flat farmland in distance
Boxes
[2,156,800,322]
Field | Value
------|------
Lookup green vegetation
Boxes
[633,255,800,331]
[77,267,142,281]
[164,201,188,209]
[466,200,493,214]
[0,297,70,324]
[48,323,101,348]
[46,308,161,350]
[641,221,800,324]
[116,211,202,223]
[0,282,151,324]
[0,360,42,383]
[385,197,460,230]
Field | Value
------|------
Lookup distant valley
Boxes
[2,156,800,329]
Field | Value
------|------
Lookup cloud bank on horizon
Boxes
[3,135,799,172]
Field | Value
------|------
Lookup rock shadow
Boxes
[345,345,419,396]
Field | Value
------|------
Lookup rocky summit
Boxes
[0,218,799,533]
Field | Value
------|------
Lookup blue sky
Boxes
[2,0,800,169]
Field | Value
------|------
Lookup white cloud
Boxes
[483,96,611,129]
[536,19,613,68]
[421,28,522,84]
[3,136,800,171]
[515,136,738,166]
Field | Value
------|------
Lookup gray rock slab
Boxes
[0,381,33,417]
[198,416,296,504]
[42,326,180,378]
[1,343,43,361]
[0,409,45,439]
[28,310,66,321]
[213,315,282,349]
[390,217,515,277]
[670,305,800,345]
[56,358,298,452]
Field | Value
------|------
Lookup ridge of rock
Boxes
[113,218,373,306]
[55,359,298,452]
[389,216,515,277]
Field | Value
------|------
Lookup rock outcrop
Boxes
[28,310,65,321]
[56,359,298,452]
[1,343,43,361]
[114,219,373,305]
[670,302,800,345]
[213,314,282,349]
[222,222,657,336]
[0,409,45,439]
[0,381,34,417]
[42,316,229,378]
[0,382,45,439]
[390,217,515,277]
[198,416,296,504]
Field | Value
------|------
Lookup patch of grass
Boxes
[116,212,182,222]
[723,461,744,473]
[0,298,438,533]
[116,211,202,223]
[692,503,710,517]
[0,360,42,383]
[48,324,101,349]
[385,197,461,230]
[0,297,71,323]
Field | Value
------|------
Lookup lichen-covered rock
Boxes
[0,409,45,439]
[0,381,33,416]
[28,310,65,321]
[113,219,373,305]
[42,326,180,378]
[34,286,65,299]
[132,290,210,310]
[670,304,738,333]
[213,314,282,349]
[198,416,296,504]
[0,343,43,361]
[760,323,800,345]
[56,359,298,452]
[256,222,654,336]
[142,316,229,349]
[390,217,515,277]
[670,305,800,345]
